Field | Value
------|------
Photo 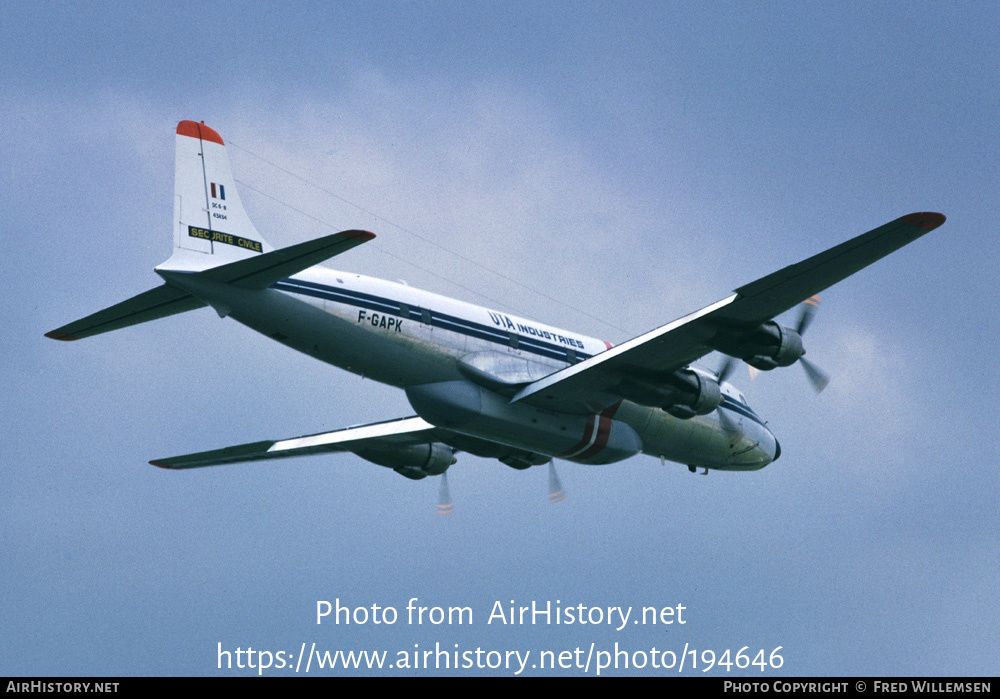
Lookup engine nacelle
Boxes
[669,369,722,417]
[618,369,722,419]
[405,381,642,465]
[744,321,805,371]
[500,452,551,470]
[353,442,456,480]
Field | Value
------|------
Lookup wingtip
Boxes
[149,459,180,470]
[44,330,79,341]
[342,229,376,241]
[899,212,945,231]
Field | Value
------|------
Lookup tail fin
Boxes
[46,120,374,342]
[161,120,273,273]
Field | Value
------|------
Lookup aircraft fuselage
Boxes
[185,264,778,471]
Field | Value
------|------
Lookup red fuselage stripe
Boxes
[558,414,597,458]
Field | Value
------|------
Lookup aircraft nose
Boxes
[772,438,781,462]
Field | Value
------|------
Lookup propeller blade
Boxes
[716,356,737,384]
[796,295,821,335]
[437,471,454,515]
[548,462,566,503]
[717,403,744,446]
[748,365,760,381]
[800,357,830,393]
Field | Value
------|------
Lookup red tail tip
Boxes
[176,120,225,146]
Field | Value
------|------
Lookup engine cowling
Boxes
[499,452,551,470]
[743,321,805,371]
[616,369,722,419]
[353,442,456,480]
[666,369,722,418]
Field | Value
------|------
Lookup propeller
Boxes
[796,295,820,335]
[712,362,744,442]
[548,462,566,503]
[794,296,829,393]
[436,471,454,515]
[716,355,737,384]
[799,356,830,394]
[716,295,829,393]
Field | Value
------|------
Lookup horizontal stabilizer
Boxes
[150,416,439,469]
[47,229,374,341]
[45,284,206,341]
[163,229,375,290]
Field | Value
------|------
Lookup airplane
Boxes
[46,119,945,507]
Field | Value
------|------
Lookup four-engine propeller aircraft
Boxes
[47,120,945,499]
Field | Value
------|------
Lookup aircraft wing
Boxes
[150,416,444,470]
[513,212,945,410]
[150,414,551,477]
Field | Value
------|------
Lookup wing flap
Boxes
[512,294,737,408]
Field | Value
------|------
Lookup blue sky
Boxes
[2,1,998,676]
